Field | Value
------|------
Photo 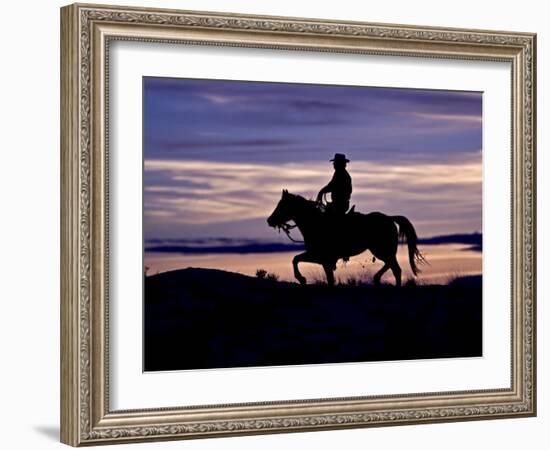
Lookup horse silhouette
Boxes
[267,190,426,286]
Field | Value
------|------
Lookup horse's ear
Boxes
[282,189,288,196]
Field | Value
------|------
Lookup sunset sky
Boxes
[143,77,482,243]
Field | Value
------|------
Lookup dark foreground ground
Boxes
[144,268,482,371]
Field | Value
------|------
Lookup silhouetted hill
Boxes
[144,268,482,371]
[144,232,482,254]
[145,242,303,254]
[418,232,482,252]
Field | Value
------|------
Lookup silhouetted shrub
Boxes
[266,273,279,282]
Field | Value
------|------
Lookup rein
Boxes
[276,198,326,244]
[278,222,304,244]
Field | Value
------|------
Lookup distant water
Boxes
[145,243,481,285]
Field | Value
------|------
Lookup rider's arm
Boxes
[316,179,333,202]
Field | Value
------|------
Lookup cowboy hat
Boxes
[329,153,350,163]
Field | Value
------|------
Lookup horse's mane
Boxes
[286,192,323,214]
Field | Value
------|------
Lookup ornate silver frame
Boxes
[60,3,536,446]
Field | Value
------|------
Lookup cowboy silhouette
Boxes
[316,153,352,215]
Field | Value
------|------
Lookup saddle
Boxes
[318,200,356,215]
[322,204,357,262]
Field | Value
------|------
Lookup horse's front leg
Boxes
[292,251,317,285]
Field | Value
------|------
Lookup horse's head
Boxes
[267,189,296,229]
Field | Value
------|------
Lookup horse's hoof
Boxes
[297,277,307,285]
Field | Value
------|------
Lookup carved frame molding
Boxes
[61,3,536,446]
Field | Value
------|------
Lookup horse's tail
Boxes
[391,215,427,276]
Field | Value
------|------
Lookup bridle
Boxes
[277,222,303,243]
[274,197,326,244]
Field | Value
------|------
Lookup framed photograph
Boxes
[60,3,536,446]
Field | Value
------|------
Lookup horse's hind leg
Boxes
[373,263,390,286]
[322,262,336,287]
[389,257,402,287]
